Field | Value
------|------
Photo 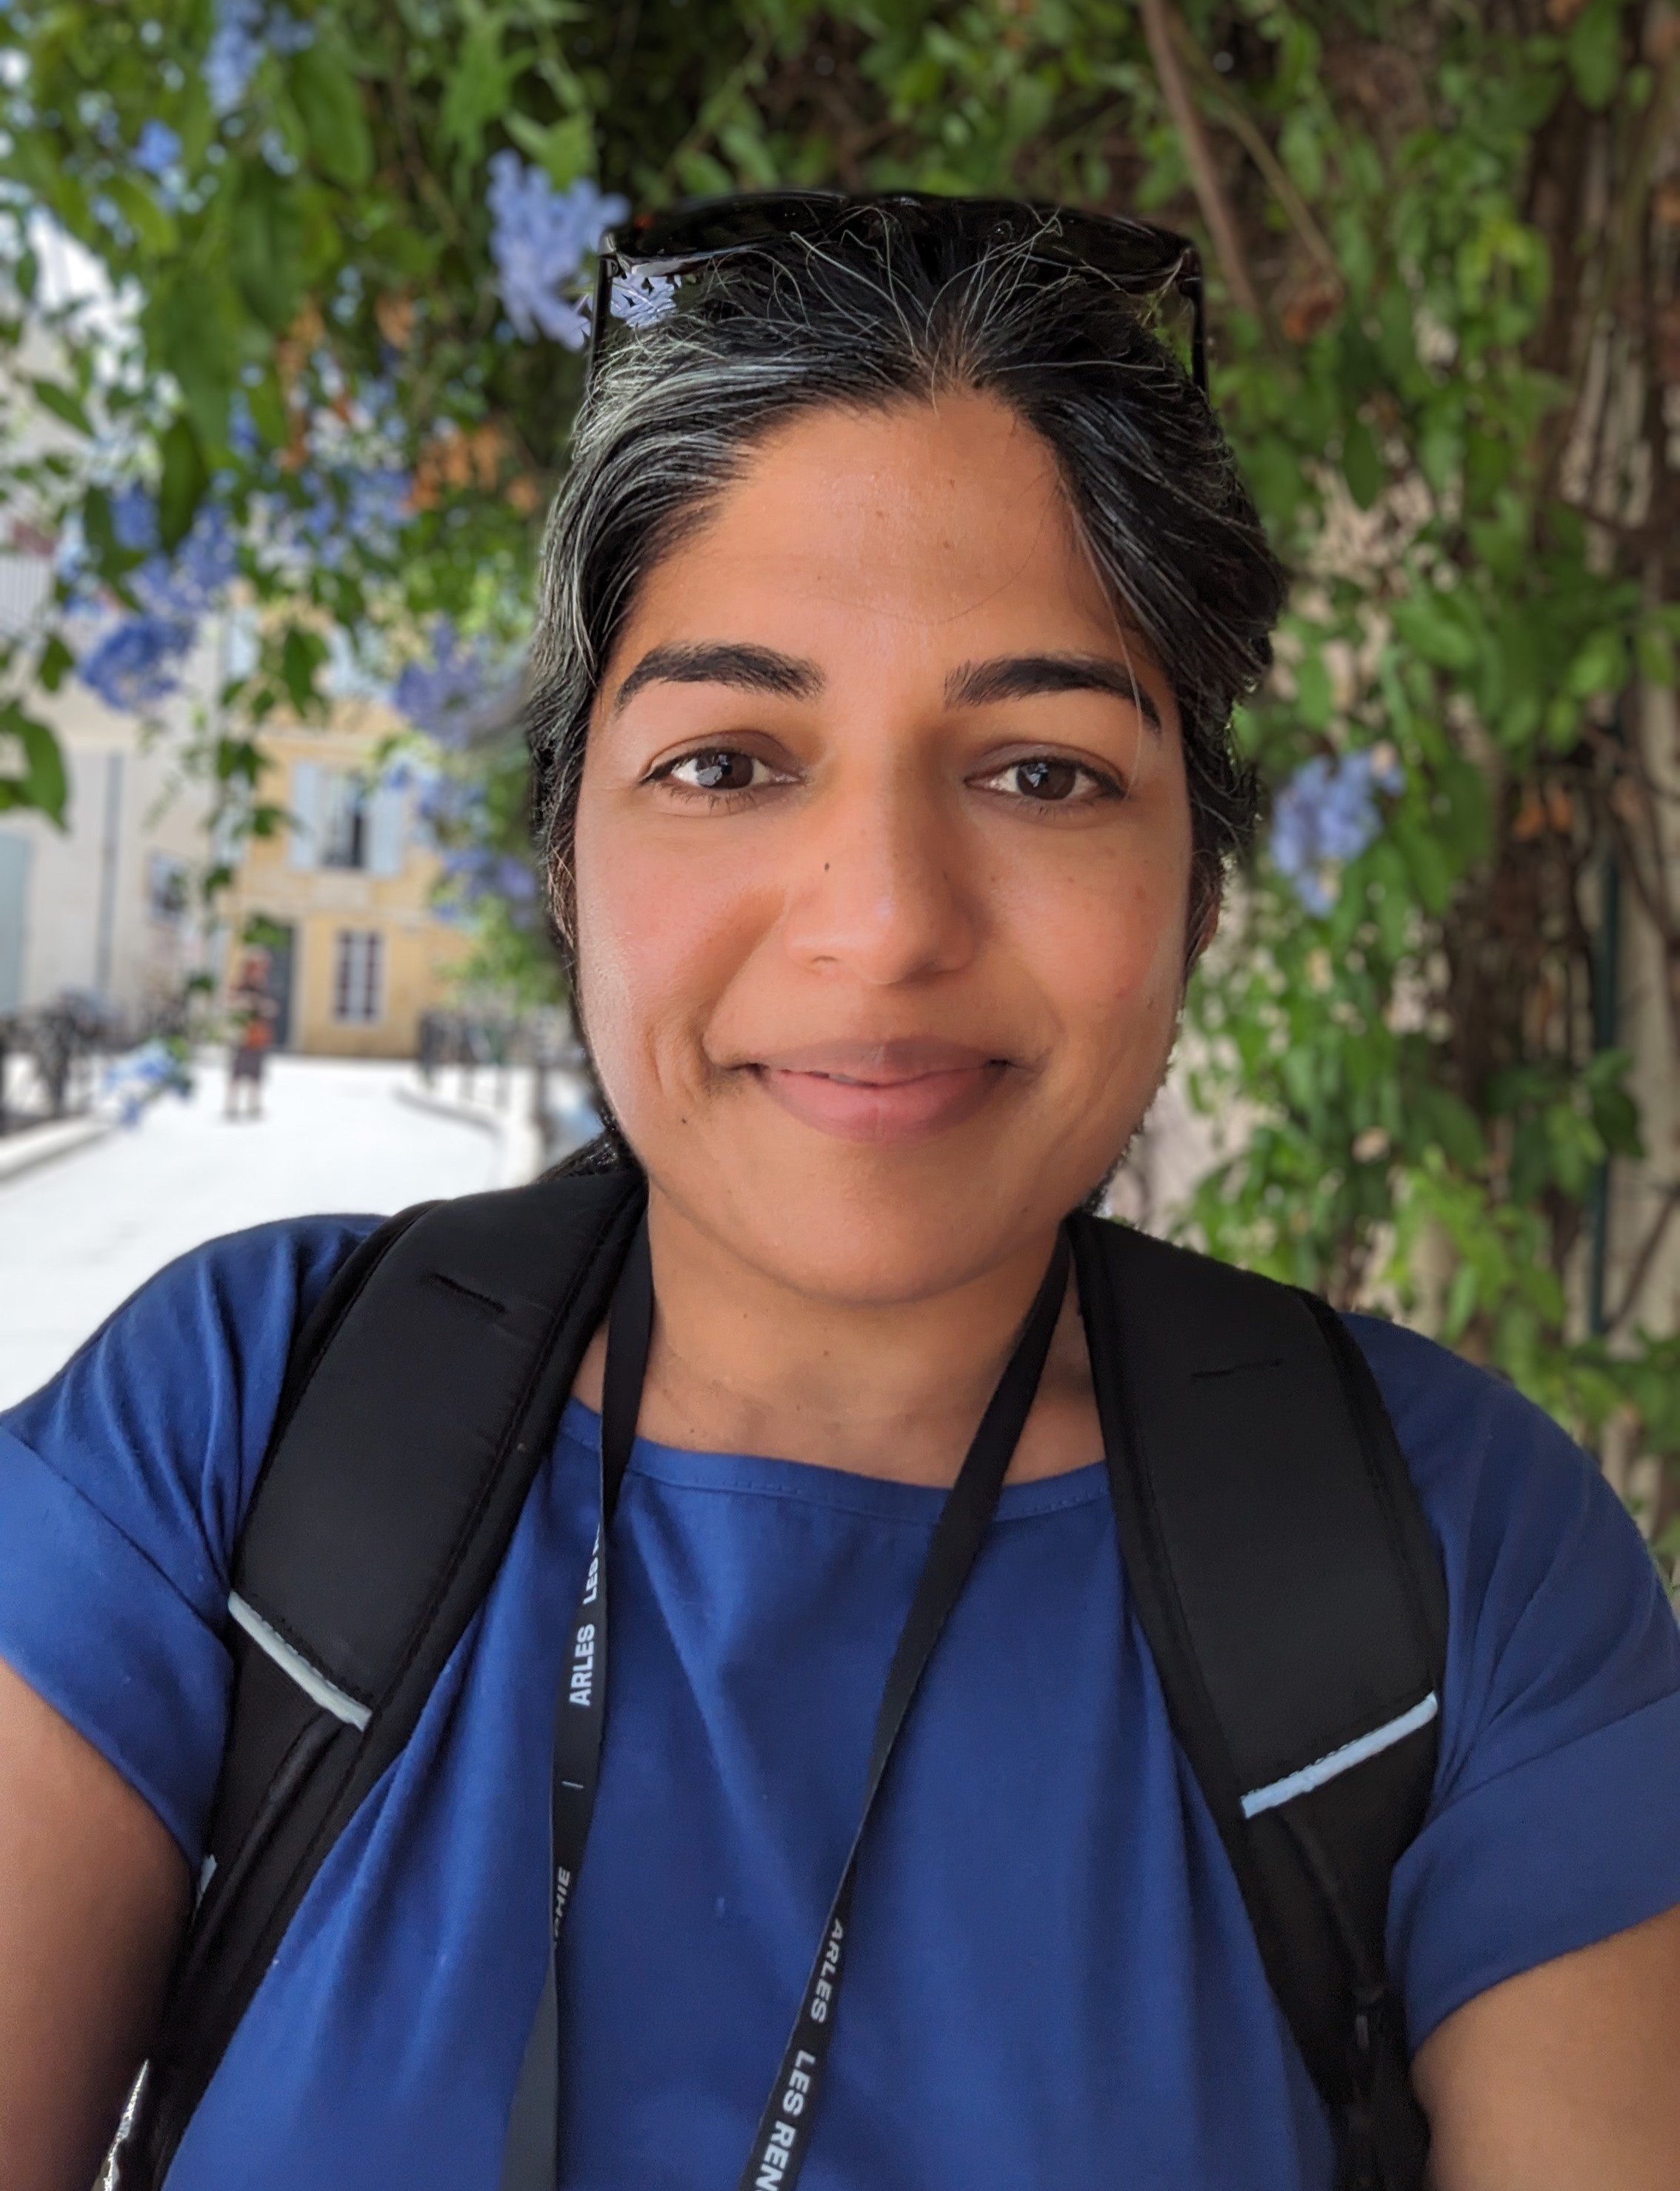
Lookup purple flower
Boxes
[164,504,237,612]
[128,501,238,620]
[1269,749,1403,914]
[110,484,159,553]
[393,621,498,748]
[88,493,238,698]
[227,394,262,458]
[346,467,410,539]
[206,0,312,115]
[415,771,481,835]
[78,613,196,712]
[487,153,626,347]
[439,844,539,907]
[133,121,183,179]
[285,464,410,569]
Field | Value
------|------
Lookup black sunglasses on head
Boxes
[587,189,1207,393]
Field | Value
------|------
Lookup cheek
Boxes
[571,796,761,1115]
[1008,827,1190,1053]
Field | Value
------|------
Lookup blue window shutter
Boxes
[367,783,407,878]
[288,761,323,870]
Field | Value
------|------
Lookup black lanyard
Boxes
[499,1220,1071,2191]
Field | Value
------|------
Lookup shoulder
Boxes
[0,1215,384,1864]
[1343,1315,1680,2041]
[1339,1313,1679,1732]
[1345,1310,1680,1890]
[1338,1313,1672,1655]
[1339,1311,1599,1530]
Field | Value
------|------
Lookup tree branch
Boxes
[1609,1182,1680,1334]
[1167,13,1341,288]
[1137,0,1264,323]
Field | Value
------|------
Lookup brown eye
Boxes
[976,754,1118,804]
[1013,758,1080,801]
[667,750,764,793]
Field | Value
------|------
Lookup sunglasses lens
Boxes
[1031,213,1187,287]
[627,199,1184,293]
[624,194,841,264]
[599,195,1206,394]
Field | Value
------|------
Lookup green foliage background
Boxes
[1,0,1676,1539]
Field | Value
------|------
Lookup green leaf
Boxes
[891,53,945,110]
[441,16,519,163]
[1566,0,1623,111]
[1295,651,1335,730]
[104,172,178,255]
[281,625,329,716]
[1416,415,1461,498]
[1341,417,1384,510]
[1393,814,1456,914]
[37,633,73,693]
[1390,593,1479,673]
[1635,620,1677,687]
[1463,430,1513,510]
[158,416,211,551]
[1564,627,1627,699]
[0,700,69,824]
[1591,1083,1642,1159]
[82,485,116,567]
[507,113,596,190]
[29,377,92,435]
[246,366,290,450]
[1444,1260,1479,1341]
[290,44,373,188]
[230,166,307,333]
[144,277,238,451]
[1278,108,1326,199]
[216,735,264,784]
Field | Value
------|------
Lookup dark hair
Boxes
[526,204,1285,983]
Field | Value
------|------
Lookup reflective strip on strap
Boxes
[1240,1692,1439,1820]
[228,1591,372,1732]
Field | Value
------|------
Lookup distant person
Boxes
[224,951,276,1122]
[0,196,1676,2191]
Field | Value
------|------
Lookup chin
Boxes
[648,1122,1114,1310]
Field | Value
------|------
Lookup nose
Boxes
[779,767,977,987]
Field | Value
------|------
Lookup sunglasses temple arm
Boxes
[1179,256,1208,395]
[584,248,615,395]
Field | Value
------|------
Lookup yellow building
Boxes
[224,705,470,1059]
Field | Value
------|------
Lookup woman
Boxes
[1,196,1678,2191]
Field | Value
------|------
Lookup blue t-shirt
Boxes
[2,1217,1679,2190]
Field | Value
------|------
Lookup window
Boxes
[319,772,368,870]
[332,929,383,1024]
[290,763,406,875]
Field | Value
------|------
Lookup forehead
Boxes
[613,392,1132,677]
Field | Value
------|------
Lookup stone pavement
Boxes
[0,1053,498,1408]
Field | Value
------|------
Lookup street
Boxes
[0,1055,498,1408]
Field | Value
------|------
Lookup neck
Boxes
[573,1185,1103,1487]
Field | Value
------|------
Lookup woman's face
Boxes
[573,391,1196,1304]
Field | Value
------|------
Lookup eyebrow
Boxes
[613,641,823,710]
[944,653,1164,733]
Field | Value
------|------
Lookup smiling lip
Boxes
[744,1038,1009,1144]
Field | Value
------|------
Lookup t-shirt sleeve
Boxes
[1347,1316,1680,2050]
[0,1217,379,1868]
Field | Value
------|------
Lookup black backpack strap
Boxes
[120,1166,645,2187]
[1070,1213,1448,2191]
